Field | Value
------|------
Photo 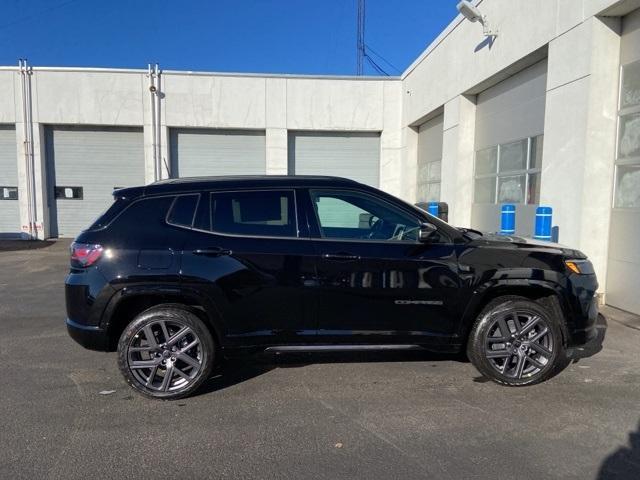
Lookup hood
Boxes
[463,230,587,259]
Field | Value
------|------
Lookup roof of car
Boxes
[117,175,364,197]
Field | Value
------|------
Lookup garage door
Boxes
[416,115,443,203]
[170,129,266,178]
[607,8,640,314]
[471,60,547,236]
[288,131,380,187]
[0,126,20,237]
[46,126,145,238]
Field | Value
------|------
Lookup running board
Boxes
[264,344,425,353]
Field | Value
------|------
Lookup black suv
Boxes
[66,176,599,399]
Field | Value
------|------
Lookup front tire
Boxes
[117,306,215,399]
[467,296,567,386]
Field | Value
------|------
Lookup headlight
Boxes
[564,259,594,275]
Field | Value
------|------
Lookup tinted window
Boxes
[110,196,175,235]
[211,190,297,237]
[310,189,421,242]
[167,194,199,228]
[88,197,130,231]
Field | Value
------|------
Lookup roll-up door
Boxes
[46,126,145,238]
[416,114,443,203]
[0,126,19,237]
[472,60,547,235]
[288,131,380,187]
[607,8,640,314]
[170,129,266,178]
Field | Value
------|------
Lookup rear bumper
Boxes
[66,318,110,351]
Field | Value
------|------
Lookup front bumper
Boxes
[66,318,110,351]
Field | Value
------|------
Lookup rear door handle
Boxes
[322,253,361,262]
[193,247,232,257]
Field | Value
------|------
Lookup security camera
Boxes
[456,0,498,37]
[456,1,483,23]
[149,85,157,93]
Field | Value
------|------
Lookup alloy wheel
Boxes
[127,319,204,392]
[483,309,554,380]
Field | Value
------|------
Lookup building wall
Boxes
[400,0,637,294]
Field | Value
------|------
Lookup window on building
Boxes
[210,190,297,237]
[615,60,640,208]
[473,136,543,205]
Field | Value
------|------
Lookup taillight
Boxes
[70,242,104,268]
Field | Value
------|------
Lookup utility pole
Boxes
[356,0,365,75]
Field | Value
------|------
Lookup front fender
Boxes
[457,272,572,339]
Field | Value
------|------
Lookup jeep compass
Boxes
[65,176,599,399]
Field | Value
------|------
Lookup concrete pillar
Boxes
[541,16,621,290]
[440,94,476,227]
[379,81,403,197]
[265,78,287,175]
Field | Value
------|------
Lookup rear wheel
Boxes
[467,296,567,386]
[117,306,215,399]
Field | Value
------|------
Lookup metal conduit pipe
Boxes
[148,64,158,182]
[18,59,37,239]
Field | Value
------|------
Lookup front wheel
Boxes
[117,306,215,399]
[467,296,567,386]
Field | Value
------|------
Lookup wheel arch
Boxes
[458,280,571,348]
[102,285,225,351]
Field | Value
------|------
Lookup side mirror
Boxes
[418,222,437,242]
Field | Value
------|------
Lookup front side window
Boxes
[210,190,297,237]
[474,136,542,205]
[310,189,422,242]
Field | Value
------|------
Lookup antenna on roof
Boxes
[356,0,365,75]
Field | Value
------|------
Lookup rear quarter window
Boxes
[108,196,176,237]
[87,197,130,231]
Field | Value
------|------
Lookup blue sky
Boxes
[0,0,458,75]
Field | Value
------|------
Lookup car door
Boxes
[180,188,318,347]
[303,187,463,345]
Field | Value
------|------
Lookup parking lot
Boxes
[0,239,639,479]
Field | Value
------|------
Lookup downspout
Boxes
[19,59,37,239]
[154,64,164,179]
[148,63,158,182]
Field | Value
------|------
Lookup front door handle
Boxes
[193,247,232,257]
[322,253,361,262]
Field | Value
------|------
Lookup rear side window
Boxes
[167,194,200,228]
[210,190,297,237]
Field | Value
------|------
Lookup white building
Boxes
[0,0,639,314]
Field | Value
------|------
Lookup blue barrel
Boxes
[534,206,553,241]
[428,202,439,217]
[500,204,516,235]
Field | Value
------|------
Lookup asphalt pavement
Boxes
[1,239,639,479]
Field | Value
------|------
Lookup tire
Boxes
[467,295,567,386]
[117,306,215,400]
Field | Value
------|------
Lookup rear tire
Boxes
[117,306,215,400]
[467,296,567,386]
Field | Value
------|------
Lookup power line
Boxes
[365,44,401,74]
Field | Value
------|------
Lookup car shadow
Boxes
[195,349,464,396]
[597,420,640,479]
[571,312,608,362]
